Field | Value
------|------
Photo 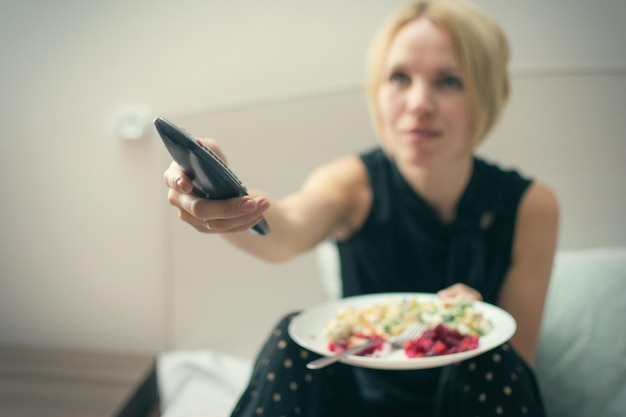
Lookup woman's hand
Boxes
[437,283,483,304]
[163,138,270,234]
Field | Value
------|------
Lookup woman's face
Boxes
[378,17,473,168]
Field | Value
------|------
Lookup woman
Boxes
[164,0,559,415]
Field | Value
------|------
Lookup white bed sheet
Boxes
[158,349,252,417]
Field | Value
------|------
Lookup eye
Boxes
[436,75,464,90]
[389,71,410,86]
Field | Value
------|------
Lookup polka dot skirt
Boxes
[231,312,546,417]
[231,312,364,417]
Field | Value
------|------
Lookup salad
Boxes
[324,296,493,358]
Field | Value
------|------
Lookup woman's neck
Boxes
[396,156,474,223]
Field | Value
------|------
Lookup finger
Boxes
[205,215,267,234]
[437,283,482,302]
[183,210,266,234]
[196,138,228,164]
[164,162,193,194]
[168,193,270,223]
[183,194,269,221]
[205,214,268,233]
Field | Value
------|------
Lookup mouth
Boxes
[402,128,441,143]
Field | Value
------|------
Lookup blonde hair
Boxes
[366,0,510,146]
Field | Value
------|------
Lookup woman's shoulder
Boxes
[474,156,531,185]
[305,151,380,240]
[310,153,368,185]
[518,181,560,225]
[309,147,386,186]
[473,156,559,226]
[473,156,535,208]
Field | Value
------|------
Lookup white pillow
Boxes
[315,239,342,300]
[535,247,626,417]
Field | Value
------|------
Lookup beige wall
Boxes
[0,0,625,357]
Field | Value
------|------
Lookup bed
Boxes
[156,246,626,417]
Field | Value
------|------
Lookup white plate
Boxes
[288,292,516,370]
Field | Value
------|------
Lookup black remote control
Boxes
[154,116,269,235]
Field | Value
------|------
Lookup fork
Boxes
[306,322,427,370]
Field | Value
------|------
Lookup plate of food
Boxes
[288,292,516,370]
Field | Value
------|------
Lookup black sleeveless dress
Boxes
[231,148,546,417]
[339,147,528,302]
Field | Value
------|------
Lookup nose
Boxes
[406,81,435,116]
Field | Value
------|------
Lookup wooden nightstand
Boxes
[0,345,159,417]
